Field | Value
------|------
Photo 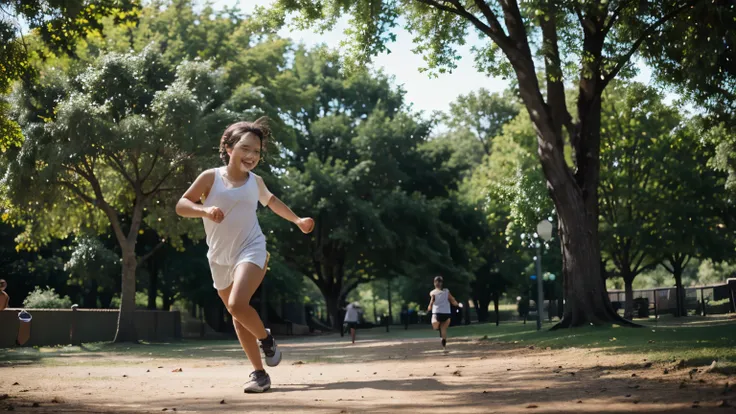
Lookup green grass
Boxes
[456,315,736,371]
[352,314,736,371]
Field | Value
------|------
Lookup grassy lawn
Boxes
[453,315,736,370]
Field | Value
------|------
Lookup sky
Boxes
[212,0,657,115]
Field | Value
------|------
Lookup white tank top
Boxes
[202,168,271,265]
[344,304,359,323]
[431,289,451,314]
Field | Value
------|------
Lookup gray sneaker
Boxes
[260,328,282,367]
[243,370,271,393]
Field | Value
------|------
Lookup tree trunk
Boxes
[550,195,635,328]
[541,98,636,329]
[114,246,138,342]
[387,279,392,325]
[674,270,686,317]
[325,294,340,332]
[507,44,637,330]
[557,296,564,320]
[493,293,500,326]
[623,278,634,320]
[148,266,158,310]
[162,294,172,312]
[84,280,98,308]
[474,296,490,323]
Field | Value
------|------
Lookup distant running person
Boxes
[176,118,314,393]
[343,302,361,344]
[427,276,459,351]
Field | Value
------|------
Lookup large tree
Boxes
[264,0,736,327]
[599,84,734,318]
[598,82,676,319]
[2,47,261,341]
[272,48,470,327]
[657,119,733,317]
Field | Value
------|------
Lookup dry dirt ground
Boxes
[1,329,734,413]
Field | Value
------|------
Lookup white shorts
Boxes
[209,251,270,291]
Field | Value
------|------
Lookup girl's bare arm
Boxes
[257,175,314,233]
[448,292,459,307]
[175,170,223,222]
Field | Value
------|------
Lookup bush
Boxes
[709,298,731,306]
[707,298,733,314]
[23,286,73,309]
[109,292,151,309]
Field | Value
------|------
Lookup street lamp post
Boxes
[536,219,553,331]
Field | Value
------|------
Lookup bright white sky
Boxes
[213,0,657,115]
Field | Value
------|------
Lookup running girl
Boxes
[176,118,314,393]
[427,276,459,351]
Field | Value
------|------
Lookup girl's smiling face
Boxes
[227,132,262,173]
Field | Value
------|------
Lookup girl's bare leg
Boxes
[217,286,264,371]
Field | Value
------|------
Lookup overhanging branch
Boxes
[601,0,698,88]
[415,0,515,52]
[539,2,573,144]
[602,0,635,37]
[57,180,96,205]
[138,241,165,266]
[470,0,509,37]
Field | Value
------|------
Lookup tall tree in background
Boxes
[265,0,736,328]
[444,89,519,155]
[273,48,470,327]
[0,0,138,144]
[599,84,734,318]
[3,48,259,341]
[657,120,733,317]
[598,83,677,319]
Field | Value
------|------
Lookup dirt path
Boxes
[1,334,734,413]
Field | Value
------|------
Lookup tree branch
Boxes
[341,277,369,297]
[144,167,176,197]
[127,196,148,244]
[601,0,698,88]
[57,180,96,205]
[539,1,573,143]
[79,159,128,247]
[602,0,633,37]
[138,241,165,266]
[143,154,192,197]
[106,152,136,188]
[497,0,532,53]
[130,150,141,183]
[471,0,508,37]
[141,151,160,183]
[572,1,585,26]
[415,0,515,52]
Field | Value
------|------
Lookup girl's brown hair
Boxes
[219,116,271,165]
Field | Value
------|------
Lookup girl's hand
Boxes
[297,217,315,234]
[205,206,224,223]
